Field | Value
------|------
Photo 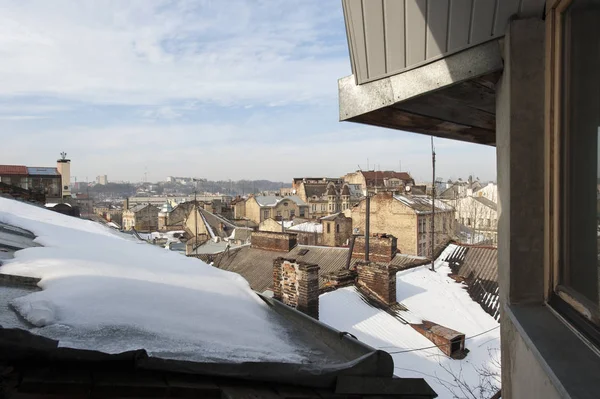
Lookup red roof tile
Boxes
[0,165,28,175]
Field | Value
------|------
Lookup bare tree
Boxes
[434,348,501,399]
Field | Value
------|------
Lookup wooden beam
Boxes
[395,92,495,131]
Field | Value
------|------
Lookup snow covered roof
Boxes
[287,222,323,233]
[253,195,307,207]
[320,244,500,399]
[393,194,454,214]
[0,198,347,365]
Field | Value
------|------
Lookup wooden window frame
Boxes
[546,0,600,330]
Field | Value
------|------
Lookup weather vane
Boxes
[60,152,67,160]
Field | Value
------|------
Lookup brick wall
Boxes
[273,258,319,319]
[351,193,419,255]
[251,231,297,252]
[352,234,397,262]
[355,261,396,305]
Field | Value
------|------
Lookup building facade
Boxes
[122,204,159,231]
[294,178,362,219]
[350,193,454,257]
[245,195,309,224]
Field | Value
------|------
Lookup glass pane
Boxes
[562,1,600,307]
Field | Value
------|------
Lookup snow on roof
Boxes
[254,195,307,207]
[0,198,317,364]
[393,195,454,214]
[44,203,72,208]
[320,244,500,398]
[287,222,323,234]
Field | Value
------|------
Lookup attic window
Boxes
[298,249,309,256]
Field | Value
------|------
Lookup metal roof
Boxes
[0,165,28,175]
[209,246,287,293]
[393,194,454,214]
[253,195,307,207]
[27,167,60,176]
[444,244,499,320]
[209,243,430,293]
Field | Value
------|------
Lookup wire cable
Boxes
[379,325,500,354]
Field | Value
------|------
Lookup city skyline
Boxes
[0,0,496,183]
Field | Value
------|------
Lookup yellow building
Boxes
[245,195,309,225]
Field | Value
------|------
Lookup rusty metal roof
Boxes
[203,244,428,294]
[445,244,499,320]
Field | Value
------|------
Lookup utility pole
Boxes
[431,137,436,271]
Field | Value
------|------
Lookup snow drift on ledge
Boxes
[0,198,309,363]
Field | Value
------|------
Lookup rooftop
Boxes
[320,244,500,398]
[0,165,28,175]
[393,194,454,214]
[473,196,498,211]
[253,195,307,207]
[0,198,346,366]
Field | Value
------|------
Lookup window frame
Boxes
[547,0,600,332]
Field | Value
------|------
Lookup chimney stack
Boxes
[273,258,320,319]
[251,231,297,252]
[355,261,397,305]
[352,234,397,262]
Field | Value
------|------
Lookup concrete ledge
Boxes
[505,303,600,399]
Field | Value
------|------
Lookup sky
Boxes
[0,0,496,184]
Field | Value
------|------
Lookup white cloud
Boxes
[0,0,348,107]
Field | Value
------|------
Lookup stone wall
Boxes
[355,261,396,305]
[352,234,397,262]
[273,258,320,319]
[321,215,353,247]
[251,231,297,252]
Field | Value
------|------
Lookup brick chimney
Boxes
[251,231,297,252]
[355,261,397,305]
[273,258,320,319]
[353,234,397,262]
[411,320,466,359]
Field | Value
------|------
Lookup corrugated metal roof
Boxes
[0,165,28,175]
[27,167,60,176]
[203,243,429,294]
[210,246,286,293]
[444,245,499,320]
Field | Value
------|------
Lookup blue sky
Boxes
[0,0,496,183]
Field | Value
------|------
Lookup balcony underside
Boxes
[339,40,503,146]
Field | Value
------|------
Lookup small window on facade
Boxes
[327,223,331,233]
[336,224,340,233]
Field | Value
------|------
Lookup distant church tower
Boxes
[56,152,71,199]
